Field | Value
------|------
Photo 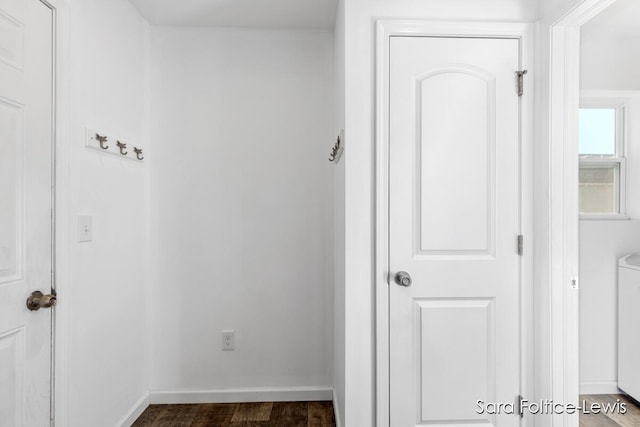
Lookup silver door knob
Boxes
[26,291,57,311]
[394,271,412,287]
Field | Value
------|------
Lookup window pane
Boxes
[579,165,619,213]
[579,108,616,156]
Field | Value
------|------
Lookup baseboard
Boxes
[149,386,334,404]
[579,381,620,395]
[332,389,342,427]
[117,392,150,427]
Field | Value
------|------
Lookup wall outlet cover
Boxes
[222,330,235,351]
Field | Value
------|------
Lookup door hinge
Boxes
[516,395,525,418]
[516,70,528,96]
[517,235,524,256]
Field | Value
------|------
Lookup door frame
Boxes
[374,21,534,427]
[541,1,617,426]
[40,0,70,425]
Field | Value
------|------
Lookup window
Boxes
[578,102,626,218]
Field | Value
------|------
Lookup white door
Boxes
[389,36,522,426]
[0,0,55,426]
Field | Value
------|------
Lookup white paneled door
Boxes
[0,0,54,426]
[389,36,521,426]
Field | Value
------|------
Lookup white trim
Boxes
[580,158,625,163]
[580,214,630,220]
[582,90,640,99]
[579,382,620,395]
[553,0,617,26]
[375,20,533,427]
[542,1,618,427]
[117,388,337,425]
[48,0,70,426]
[519,25,536,427]
[332,388,342,427]
[141,18,153,427]
[551,22,582,427]
[374,20,391,427]
[116,393,150,427]
[149,386,334,405]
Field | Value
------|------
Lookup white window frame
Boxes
[578,98,628,220]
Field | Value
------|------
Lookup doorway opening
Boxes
[576,0,640,424]
[548,0,640,425]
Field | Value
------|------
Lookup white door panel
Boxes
[417,65,495,254]
[0,0,54,425]
[389,36,521,427]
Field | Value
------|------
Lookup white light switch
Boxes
[78,216,92,242]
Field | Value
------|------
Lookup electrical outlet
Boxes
[222,330,235,351]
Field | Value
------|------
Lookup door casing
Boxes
[374,20,534,427]
[43,0,70,425]
[541,1,618,427]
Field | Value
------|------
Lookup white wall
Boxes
[539,0,579,21]
[579,1,640,392]
[341,1,536,424]
[149,27,335,394]
[581,36,640,90]
[65,0,150,426]
[333,0,346,424]
[580,0,640,91]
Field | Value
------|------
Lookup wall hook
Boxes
[95,133,109,150]
[116,141,128,155]
[134,147,144,161]
[516,70,528,97]
[329,134,343,163]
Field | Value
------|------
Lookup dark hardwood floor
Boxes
[580,394,640,427]
[132,401,335,427]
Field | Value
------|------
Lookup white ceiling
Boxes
[583,0,640,36]
[129,0,338,30]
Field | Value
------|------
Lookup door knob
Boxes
[26,291,57,311]
[394,271,412,287]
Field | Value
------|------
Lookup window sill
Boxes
[579,213,630,221]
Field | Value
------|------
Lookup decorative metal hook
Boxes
[95,133,109,150]
[329,135,342,162]
[134,147,144,161]
[516,70,528,97]
[116,141,128,156]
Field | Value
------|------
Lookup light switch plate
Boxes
[78,216,92,242]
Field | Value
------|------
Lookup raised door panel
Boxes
[416,66,496,256]
[0,98,23,283]
[0,328,24,427]
[416,298,495,424]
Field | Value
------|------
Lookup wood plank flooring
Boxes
[133,395,639,426]
[132,401,335,427]
[580,395,640,427]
